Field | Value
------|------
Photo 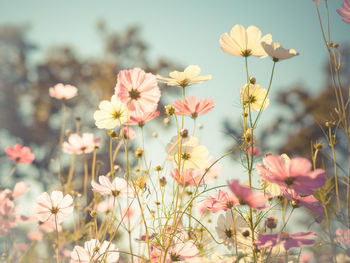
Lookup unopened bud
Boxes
[108,130,118,139]
[154,165,162,172]
[135,148,144,158]
[159,176,166,187]
[314,143,323,150]
[152,132,158,138]
[265,216,278,229]
[163,117,170,125]
[180,129,188,138]
[90,210,97,217]
[249,77,256,84]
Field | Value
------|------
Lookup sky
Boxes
[0,0,349,183]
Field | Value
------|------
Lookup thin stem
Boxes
[1,166,16,187]
[57,101,66,186]
[54,214,60,263]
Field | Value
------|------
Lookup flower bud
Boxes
[265,216,278,229]
[180,129,188,138]
[135,148,144,158]
[154,165,162,172]
[249,77,256,84]
[314,143,323,150]
[159,176,166,187]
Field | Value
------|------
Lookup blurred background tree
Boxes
[0,22,179,189]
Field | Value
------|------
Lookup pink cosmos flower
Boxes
[5,144,35,164]
[197,197,213,215]
[165,239,201,263]
[62,133,100,155]
[38,217,62,232]
[197,156,222,183]
[283,190,323,214]
[12,182,30,200]
[71,239,119,263]
[256,232,316,250]
[228,180,268,210]
[115,68,161,113]
[337,0,350,24]
[172,96,215,119]
[91,176,134,198]
[96,197,115,213]
[128,111,160,127]
[28,231,43,242]
[300,253,313,263]
[120,127,136,140]
[33,191,73,223]
[0,200,22,235]
[247,146,259,156]
[335,228,350,246]
[255,155,326,195]
[170,168,204,187]
[49,83,78,100]
[207,190,239,213]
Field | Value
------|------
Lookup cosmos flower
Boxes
[220,24,272,58]
[256,232,316,251]
[5,144,35,165]
[207,190,239,213]
[94,95,129,129]
[49,83,78,100]
[337,0,350,24]
[128,111,160,127]
[228,180,268,210]
[33,191,73,223]
[0,199,22,235]
[170,168,204,187]
[115,68,161,113]
[172,96,215,119]
[165,239,201,263]
[91,176,134,198]
[215,211,251,249]
[62,133,100,154]
[255,155,326,195]
[157,65,211,88]
[240,83,269,111]
[283,189,323,214]
[173,140,209,171]
[28,231,43,242]
[71,239,119,263]
[334,228,350,246]
[120,127,136,140]
[261,42,298,62]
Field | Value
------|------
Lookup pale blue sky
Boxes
[1,0,349,181]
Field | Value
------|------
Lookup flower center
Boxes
[242,230,250,237]
[224,229,233,238]
[112,190,120,197]
[191,112,198,119]
[170,253,181,261]
[179,79,190,88]
[181,153,191,160]
[129,89,141,100]
[50,207,59,214]
[226,201,234,209]
[247,95,257,104]
[281,232,291,239]
[241,49,252,57]
[284,178,295,186]
[112,110,122,120]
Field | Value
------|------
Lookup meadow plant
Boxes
[1,1,350,262]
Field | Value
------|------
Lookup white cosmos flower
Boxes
[220,24,272,58]
[240,83,269,111]
[166,135,209,170]
[261,42,298,62]
[216,211,251,250]
[94,95,128,129]
[157,65,211,88]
